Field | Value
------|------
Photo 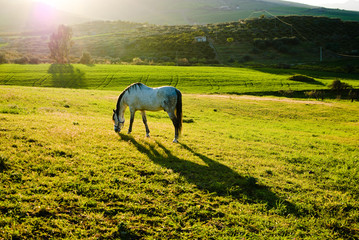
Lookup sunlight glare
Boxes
[31,0,80,12]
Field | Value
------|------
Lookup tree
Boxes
[48,25,73,64]
[329,79,352,99]
[0,53,7,64]
[226,37,234,44]
[329,79,352,92]
[79,52,93,64]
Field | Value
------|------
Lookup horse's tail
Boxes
[175,89,183,135]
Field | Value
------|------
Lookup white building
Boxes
[195,36,207,42]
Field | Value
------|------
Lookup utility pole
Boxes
[320,47,323,62]
[176,51,178,66]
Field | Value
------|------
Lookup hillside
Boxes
[0,0,359,31]
[1,84,359,238]
[1,16,359,70]
[56,0,359,24]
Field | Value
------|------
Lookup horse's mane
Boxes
[116,83,144,115]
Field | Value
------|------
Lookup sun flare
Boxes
[30,0,80,12]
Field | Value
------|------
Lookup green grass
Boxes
[0,64,358,95]
[0,43,8,48]
[0,85,358,239]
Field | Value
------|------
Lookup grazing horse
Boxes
[113,83,182,143]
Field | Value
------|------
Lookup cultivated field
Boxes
[0,74,359,238]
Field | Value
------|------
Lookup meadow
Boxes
[1,64,359,95]
[0,65,359,239]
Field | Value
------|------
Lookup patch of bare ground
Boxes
[189,94,333,105]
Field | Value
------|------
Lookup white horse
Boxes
[113,83,182,143]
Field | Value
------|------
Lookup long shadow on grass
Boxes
[48,64,86,88]
[252,67,358,79]
[118,134,299,216]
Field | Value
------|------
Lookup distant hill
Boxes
[54,0,359,25]
[0,0,358,32]
[1,16,359,70]
[0,0,90,32]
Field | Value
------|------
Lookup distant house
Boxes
[195,36,207,42]
[219,6,231,10]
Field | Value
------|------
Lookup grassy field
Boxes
[1,64,359,96]
[0,83,358,239]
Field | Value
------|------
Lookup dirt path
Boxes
[188,94,333,105]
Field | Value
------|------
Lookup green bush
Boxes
[14,56,29,64]
[29,57,40,64]
[329,79,352,91]
[79,52,93,64]
[253,38,269,49]
[0,53,7,64]
[288,74,315,83]
[305,90,325,100]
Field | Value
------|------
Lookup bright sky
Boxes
[33,0,82,10]
[282,0,359,11]
[286,0,347,3]
[31,0,359,12]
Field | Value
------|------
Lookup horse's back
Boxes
[156,86,179,97]
[124,84,180,111]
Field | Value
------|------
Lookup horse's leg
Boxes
[167,111,179,143]
[128,109,135,134]
[141,111,150,137]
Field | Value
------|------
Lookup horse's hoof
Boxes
[146,134,150,138]
[173,138,178,143]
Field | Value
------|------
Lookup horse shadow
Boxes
[118,134,299,216]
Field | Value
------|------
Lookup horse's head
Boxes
[112,109,124,133]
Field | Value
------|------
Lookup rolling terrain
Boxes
[0,84,358,238]
[1,0,359,32]
[64,0,359,24]
[1,0,359,238]
[1,16,359,67]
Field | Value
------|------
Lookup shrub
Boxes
[329,79,353,99]
[349,89,359,102]
[0,53,7,64]
[177,58,190,66]
[242,55,252,62]
[278,89,294,97]
[288,74,315,83]
[14,56,29,64]
[329,79,352,91]
[275,45,289,53]
[272,36,299,45]
[254,37,299,51]
[132,57,145,65]
[79,52,93,64]
[29,57,40,64]
[305,90,324,100]
[228,57,235,63]
[227,37,234,43]
[253,38,269,49]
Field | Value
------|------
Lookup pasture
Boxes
[1,64,359,95]
[0,82,358,238]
